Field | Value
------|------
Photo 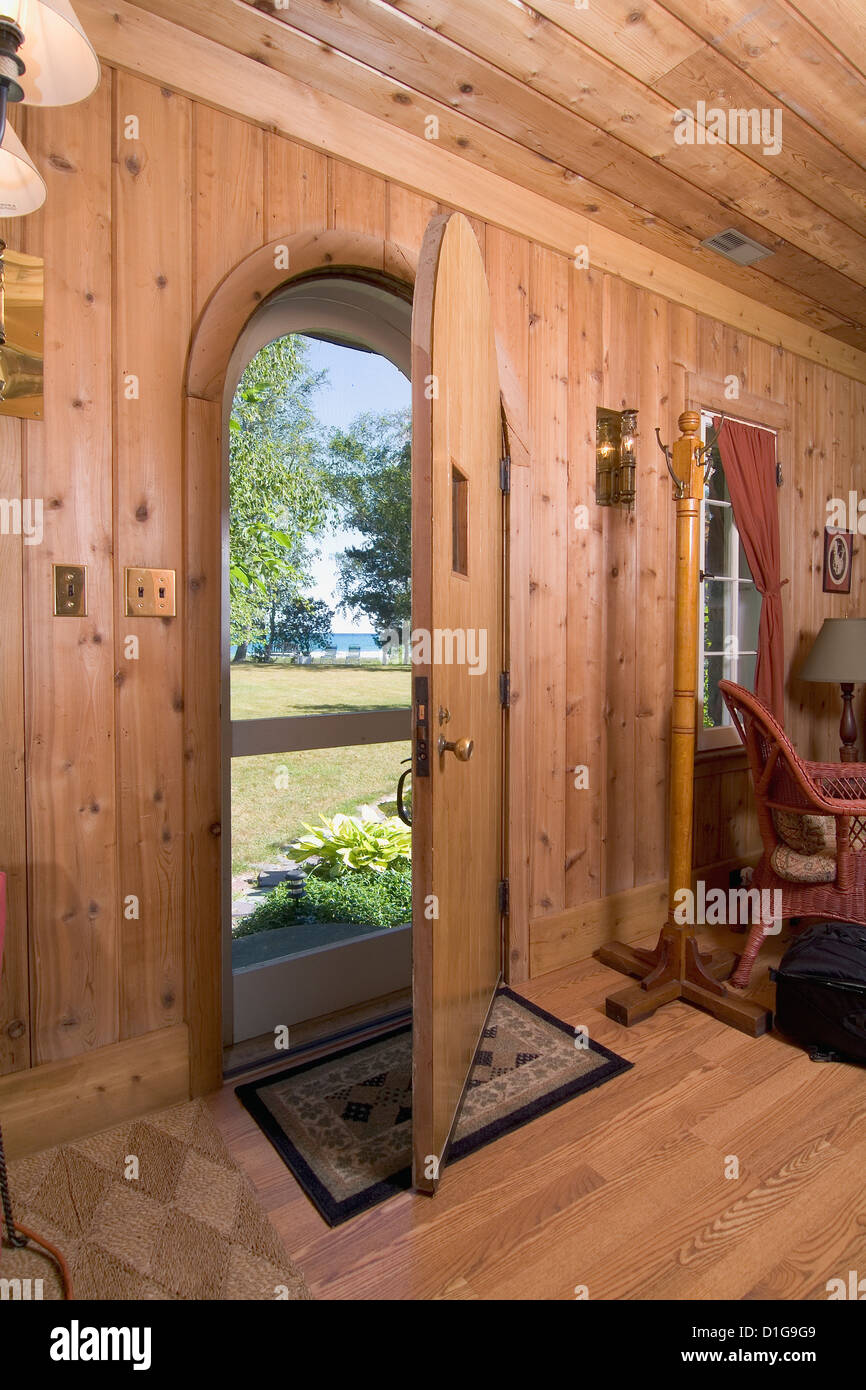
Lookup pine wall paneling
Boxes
[114,74,191,1040]
[601,277,640,898]
[24,84,118,1066]
[565,266,604,912]
[528,247,569,921]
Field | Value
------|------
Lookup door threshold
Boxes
[223,987,412,1082]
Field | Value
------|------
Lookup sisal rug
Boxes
[237,987,632,1226]
[0,1099,311,1300]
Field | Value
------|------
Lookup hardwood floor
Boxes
[207,929,866,1300]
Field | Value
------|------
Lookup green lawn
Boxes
[230,662,412,878]
[230,659,411,718]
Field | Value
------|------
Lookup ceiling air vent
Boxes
[700,228,774,266]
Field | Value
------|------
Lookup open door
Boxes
[411,212,505,1193]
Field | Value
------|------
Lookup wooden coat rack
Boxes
[597,411,772,1036]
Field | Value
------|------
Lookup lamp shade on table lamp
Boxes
[0,116,44,213]
[800,617,866,762]
[0,3,99,216]
[14,0,99,107]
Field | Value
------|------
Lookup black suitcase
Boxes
[771,922,866,1064]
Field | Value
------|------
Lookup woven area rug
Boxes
[237,986,632,1226]
[0,1099,312,1300]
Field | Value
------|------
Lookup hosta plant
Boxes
[291,812,411,877]
[235,866,411,936]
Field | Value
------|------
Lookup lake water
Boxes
[230,633,383,660]
[312,632,380,654]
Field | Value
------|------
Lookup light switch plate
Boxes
[53,564,87,616]
[125,567,177,617]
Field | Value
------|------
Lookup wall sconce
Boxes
[595,409,616,506]
[0,238,44,417]
[595,406,639,510]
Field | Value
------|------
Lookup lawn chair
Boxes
[346,645,361,665]
[719,680,866,987]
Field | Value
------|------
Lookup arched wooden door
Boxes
[411,213,506,1193]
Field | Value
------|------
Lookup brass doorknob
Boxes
[438,734,474,761]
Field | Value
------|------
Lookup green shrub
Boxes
[291,812,411,877]
[235,865,411,936]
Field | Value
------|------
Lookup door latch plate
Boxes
[414,675,430,777]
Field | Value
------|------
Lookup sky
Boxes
[302,337,410,633]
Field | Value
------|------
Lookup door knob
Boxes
[438,734,474,761]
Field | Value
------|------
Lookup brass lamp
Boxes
[0,238,43,415]
[618,408,638,508]
[595,406,638,510]
[799,617,866,763]
[595,410,616,506]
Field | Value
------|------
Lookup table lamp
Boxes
[799,617,866,762]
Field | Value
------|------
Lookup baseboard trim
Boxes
[529,855,763,977]
[530,881,668,977]
[0,1024,190,1159]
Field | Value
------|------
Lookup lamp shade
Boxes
[0,117,45,214]
[0,1,30,27]
[799,618,866,684]
[10,0,99,107]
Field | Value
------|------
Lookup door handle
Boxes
[396,761,412,826]
[438,735,474,762]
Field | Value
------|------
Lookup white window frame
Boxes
[697,409,776,752]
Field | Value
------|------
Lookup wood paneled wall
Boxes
[1,67,864,1087]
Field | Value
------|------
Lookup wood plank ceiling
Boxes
[130,0,866,351]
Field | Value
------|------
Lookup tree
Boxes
[321,409,411,638]
[272,594,335,655]
[229,336,327,652]
[230,589,270,663]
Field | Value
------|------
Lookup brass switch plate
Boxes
[53,564,87,616]
[125,567,176,617]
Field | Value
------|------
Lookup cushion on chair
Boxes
[771,809,835,856]
[770,842,837,884]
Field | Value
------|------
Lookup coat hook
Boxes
[656,426,685,498]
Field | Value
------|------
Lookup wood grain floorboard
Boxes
[206,932,866,1300]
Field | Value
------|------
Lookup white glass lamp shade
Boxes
[0,1,29,27]
[0,117,46,214]
[3,0,100,107]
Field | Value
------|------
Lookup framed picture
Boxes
[823,527,853,594]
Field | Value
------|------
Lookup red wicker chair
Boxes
[719,680,866,987]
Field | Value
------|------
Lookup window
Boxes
[698,409,775,750]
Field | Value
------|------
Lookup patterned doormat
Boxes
[236,987,632,1226]
[1,1100,312,1300]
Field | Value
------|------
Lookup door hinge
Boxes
[499,670,511,708]
[498,879,510,916]
[499,455,511,493]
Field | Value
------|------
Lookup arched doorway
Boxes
[183,230,424,1094]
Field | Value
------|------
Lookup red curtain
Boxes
[713,416,785,722]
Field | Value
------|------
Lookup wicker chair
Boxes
[719,680,866,987]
